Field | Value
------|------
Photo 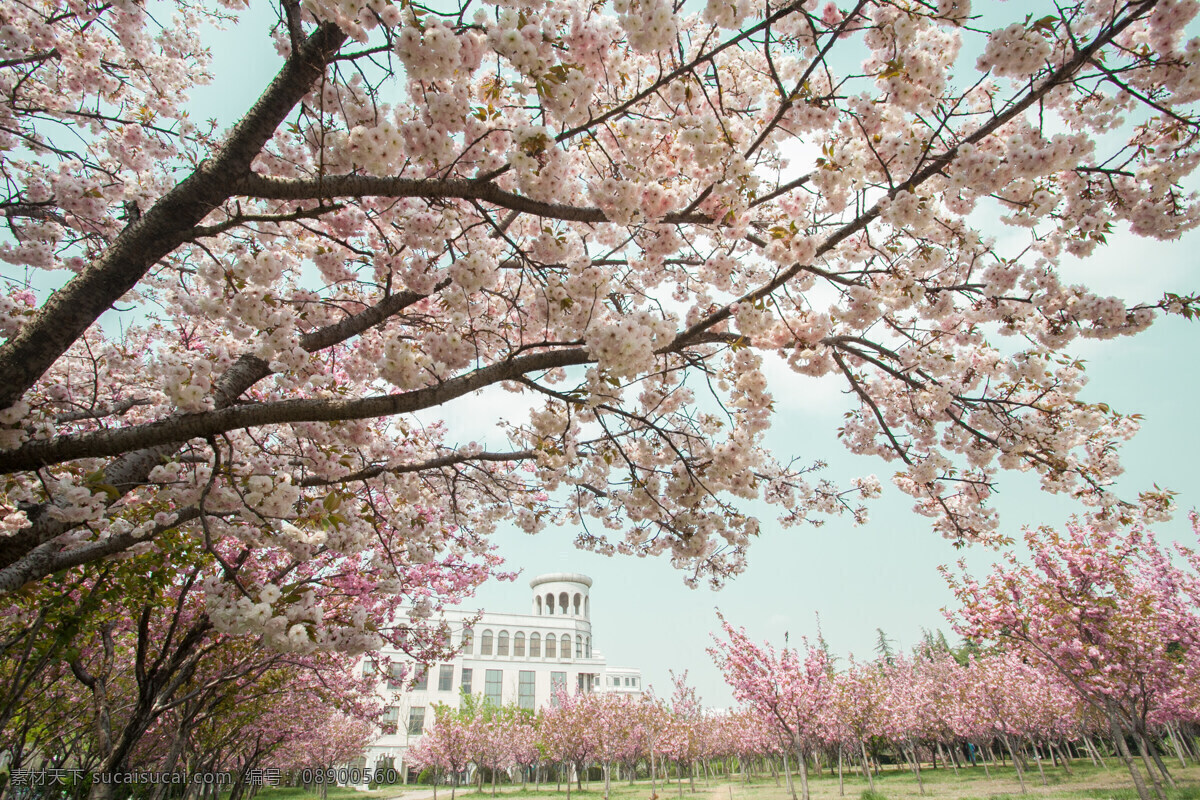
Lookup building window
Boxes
[518,670,536,710]
[485,669,503,705]
[625,677,632,687]
[439,664,453,691]
[497,630,510,657]
[574,593,582,615]
[481,630,494,656]
[461,667,473,695]
[462,627,474,655]
[381,706,399,735]
[550,671,566,705]
[586,637,591,659]
[514,632,526,657]
[545,634,556,658]
[387,664,405,690]
[561,635,571,660]
[559,592,569,613]
[530,633,541,657]
[546,593,554,614]
[413,665,428,690]
[536,596,543,614]
[363,658,378,677]
[576,638,583,658]
[408,707,426,736]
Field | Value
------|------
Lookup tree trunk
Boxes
[859,741,874,791]
[905,743,924,796]
[1000,733,1027,795]
[1029,741,1047,787]
[1051,743,1072,775]
[1143,732,1176,787]
[1107,704,1152,800]
[837,746,844,797]
[1134,733,1171,796]
[1170,724,1189,769]
[940,741,958,776]
[797,747,810,800]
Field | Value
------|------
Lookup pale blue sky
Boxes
[171,1,1200,707]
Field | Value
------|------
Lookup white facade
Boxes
[362,573,643,778]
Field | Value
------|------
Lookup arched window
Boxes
[545,634,556,658]
[573,593,582,615]
[576,637,583,658]
[497,630,510,657]
[559,592,569,614]
[585,636,591,659]
[561,634,572,660]
[529,633,541,657]
[546,593,555,614]
[481,630,494,656]
[514,632,526,657]
[462,627,474,655]
[536,596,542,615]
[584,597,589,617]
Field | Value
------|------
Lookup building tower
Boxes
[530,572,592,620]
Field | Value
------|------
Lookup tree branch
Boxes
[0,21,349,411]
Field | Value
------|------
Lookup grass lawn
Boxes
[245,761,1200,800]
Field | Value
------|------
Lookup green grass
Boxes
[238,786,399,800]
[241,762,1200,800]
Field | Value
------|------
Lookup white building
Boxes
[362,573,644,779]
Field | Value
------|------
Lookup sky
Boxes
[168,1,1200,707]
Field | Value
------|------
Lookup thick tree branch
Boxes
[0,21,349,411]
[0,281,447,574]
[0,349,593,473]
[297,448,538,486]
[234,174,714,225]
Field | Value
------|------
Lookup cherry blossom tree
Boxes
[945,520,1200,800]
[827,658,884,790]
[412,706,475,799]
[710,615,830,800]
[1,0,1198,632]
[589,693,637,799]
[539,688,598,800]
